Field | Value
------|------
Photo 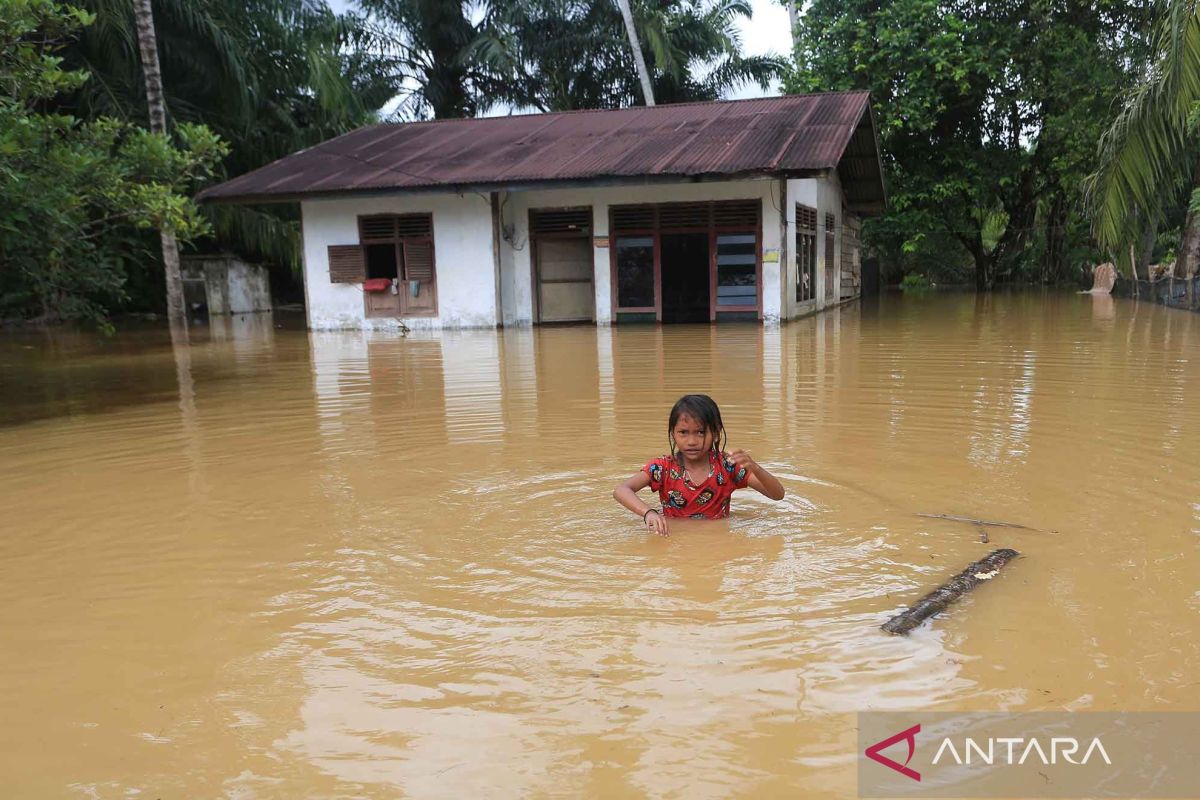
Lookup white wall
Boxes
[225,261,272,313]
[300,193,497,330]
[784,174,845,320]
[819,172,845,309]
[298,176,848,330]
[495,177,784,326]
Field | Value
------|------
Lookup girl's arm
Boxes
[613,472,670,536]
[728,449,786,501]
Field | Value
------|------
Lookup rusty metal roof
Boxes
[199,91,886,212]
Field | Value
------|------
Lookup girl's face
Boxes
[672,413,716,460]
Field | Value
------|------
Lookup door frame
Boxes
[659,228,711,323]
[608,200,763,323]
[530,230,595,324]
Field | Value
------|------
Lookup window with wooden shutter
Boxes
[401,240,436,314]
[352,213,437,316]
[359,213,432,241]
[611,200,760,232]
[658,201,710,228]
[328,245,365,283]
[611,204,657,231]
[795,204,817,303]
[530,207,591,234]
[396,214,433,237]
[712,200,759,228]
[359,216,397,241]
[403,241,434,281]
[824,213,837,301]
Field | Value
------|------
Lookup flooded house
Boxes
[199,92,886,331]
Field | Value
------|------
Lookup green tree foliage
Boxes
[788,0,1155,288]
[0,0,225,325]
[1086,0,1200,275]
[474,0,637,111]
[367,0,785,116]
[57,0,396,274]
[357,0,506,118]
[483,0,784,112]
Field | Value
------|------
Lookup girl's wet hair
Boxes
[667,394,727,461]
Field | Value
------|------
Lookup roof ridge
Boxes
[366,90,872,129]
[196,90,885,207]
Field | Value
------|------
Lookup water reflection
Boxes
[1090,291,1115,323]
[1,293,1199,797]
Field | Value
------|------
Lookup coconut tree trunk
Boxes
[787,0,798,54]
[615,0,655,106]
[133,0,186,327]
[133,0,195,427]
[1180,160,1200,309]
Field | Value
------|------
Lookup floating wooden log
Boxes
[917,513,1032,530]
[882,548,1020,635]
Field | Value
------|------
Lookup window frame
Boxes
[824,212,837,302]
[356,213,437,317]
[795,204,817,304]
[608,200,762,322]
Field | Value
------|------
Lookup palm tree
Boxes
[67,1,394,275]
[471,0,627,111]
[358,0,506,118]
[638,0,782,104]
[1086,0,1200,280]
[132,0,197,425]
[132,0,186,325]
[617,0,656,105]
[476,0,783,112]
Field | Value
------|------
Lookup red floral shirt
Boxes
[642,450,751,519]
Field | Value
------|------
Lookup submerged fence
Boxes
[1111,276,1200,311]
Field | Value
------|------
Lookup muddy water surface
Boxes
[1,292,1198,798]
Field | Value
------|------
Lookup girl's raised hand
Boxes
[728,448,757,471]
[645,509,670,537]
[730,448,787,501]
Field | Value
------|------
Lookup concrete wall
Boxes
[841,213,862,300]
[299,176,845,330]
[497,177,785,326]
[784,174,849,319]
[300,193,498,330]
[180,255,272,315]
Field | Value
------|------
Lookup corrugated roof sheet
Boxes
[198,91,884,209]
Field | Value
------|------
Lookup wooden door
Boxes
[535,238,594,322]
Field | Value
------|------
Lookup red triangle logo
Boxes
[865,723,921,781]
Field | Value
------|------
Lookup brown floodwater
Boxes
[1,292,1197,797]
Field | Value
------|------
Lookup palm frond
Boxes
[202,204,301,272]
[1086,0,1200,256]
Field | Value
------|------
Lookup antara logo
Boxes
[865,723,922,782]
[932,737,1112,766]
[865,722,1114,783]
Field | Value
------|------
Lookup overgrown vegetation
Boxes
[0,0,224,326]
[787,0,1161,289]
[1085,0,1200,280]
[2,0,1194,323]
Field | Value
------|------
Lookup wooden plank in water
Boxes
[882,548,1020,636]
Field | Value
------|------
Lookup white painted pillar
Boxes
[592,202,612,324]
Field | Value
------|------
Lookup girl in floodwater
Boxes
[613,394,785,536]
